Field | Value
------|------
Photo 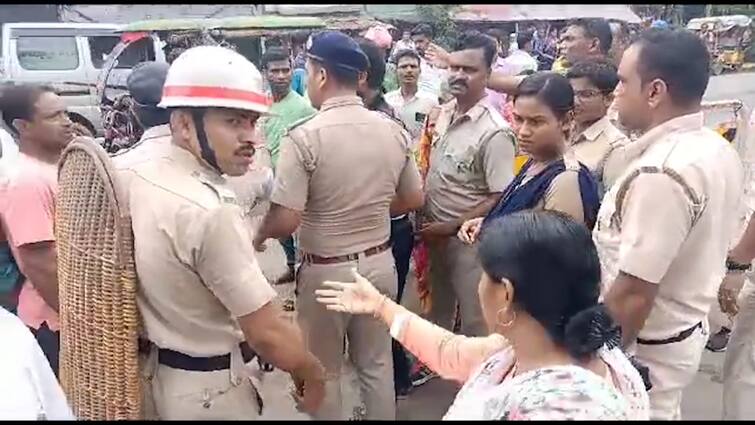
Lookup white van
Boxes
[1,23,165,135]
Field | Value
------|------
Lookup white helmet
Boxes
[159,45,271,114]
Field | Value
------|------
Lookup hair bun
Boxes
[563,304,621,359]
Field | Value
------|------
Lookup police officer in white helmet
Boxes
[114,45,325,419]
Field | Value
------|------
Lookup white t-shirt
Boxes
[0,308,74,419]
[503,50,539,76]
[0,128,18,163]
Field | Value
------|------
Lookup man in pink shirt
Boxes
[0,84,74,376]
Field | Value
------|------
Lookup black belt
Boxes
[637,322,703,346]
[138,340,257,372]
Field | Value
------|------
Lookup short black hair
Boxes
[486,28,509,44]
[291,30,311,45]
[454,31,498,69]
[356,38,387,91]
[308,57,359,88]
[261,47,291,70]
[568,18,613,55]
[0,84,56,135]
[479,211,620,360]
[410,23,433,38]
[633,28,710,106]
[566,59,619,93]
[394,48,421,66]
[517,30,534,48]
[514,72,574,119]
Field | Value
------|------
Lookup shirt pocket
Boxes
[440,143,478,184]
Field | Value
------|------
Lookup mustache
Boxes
[449,79,468,88]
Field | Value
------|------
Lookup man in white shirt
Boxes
[0,307,74,420]
[385,49,439,143]
[411,24,447,99]
[506,31,539,76]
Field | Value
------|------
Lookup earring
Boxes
[496,308,516,329]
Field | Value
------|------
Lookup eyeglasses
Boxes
[574,89,608,99]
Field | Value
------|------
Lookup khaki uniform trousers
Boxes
[427,236,486,337]
[296,249,397,420]
[139,345,263,420]
[723,280,755,420]
[634,321,709,420]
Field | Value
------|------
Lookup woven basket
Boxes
[55,137,142,419]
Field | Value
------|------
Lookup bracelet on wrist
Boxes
[726,257,752,273]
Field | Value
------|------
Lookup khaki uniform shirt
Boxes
[593,112,744,340]
[570,116,630,190]
[425,97,516,223]
[271,95,422,257]
[114,144,276,357]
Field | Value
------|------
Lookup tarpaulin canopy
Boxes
[453,4,641,24]
[687,15,752,32]
[366,4,641,24]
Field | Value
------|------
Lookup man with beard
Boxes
[0,85,74,376]
[595,29,744,420]
[260,47,316,285]
[420,31,515,338]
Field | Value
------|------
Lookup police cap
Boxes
[306,31,369,73]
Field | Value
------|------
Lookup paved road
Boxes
[249,70,755,420]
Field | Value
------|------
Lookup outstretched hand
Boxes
[315,269,384,315]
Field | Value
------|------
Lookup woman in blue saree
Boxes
[458,72,600,244]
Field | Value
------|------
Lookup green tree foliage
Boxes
[416,5,460,49]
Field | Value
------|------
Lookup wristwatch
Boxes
[726,257,752,273]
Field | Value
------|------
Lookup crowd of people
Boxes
[0,14,754,421]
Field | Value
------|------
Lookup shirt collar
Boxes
[579,116,612,143]
[141,124,171,142]
[320,95,364,112]
[167,143,224,182]
[437,95,490,135]
[629,111,705,156]
[447,95,490,122]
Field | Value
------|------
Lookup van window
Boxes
[91,36,156,70]
[88,36,120,68]
[115,37,156,68]
[17,36,79,71]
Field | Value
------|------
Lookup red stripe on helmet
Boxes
[162,85,272,106]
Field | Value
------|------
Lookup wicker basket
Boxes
[55,137,142,419]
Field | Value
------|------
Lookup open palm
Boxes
[315,269,383,315]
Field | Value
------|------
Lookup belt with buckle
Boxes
[301,241,392,265]
[636,321,703,346]
[138,340,257,372]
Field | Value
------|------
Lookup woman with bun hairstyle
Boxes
[316,210,649,420]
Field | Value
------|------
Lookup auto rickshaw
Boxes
[687,15,752,75]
